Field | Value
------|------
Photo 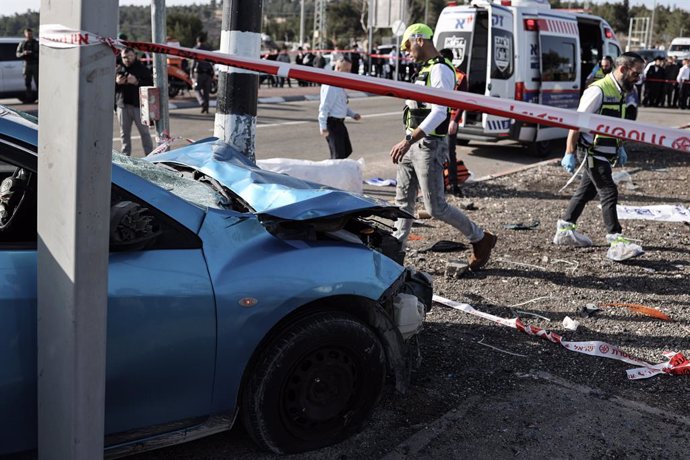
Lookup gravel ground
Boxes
[131,142,690,459]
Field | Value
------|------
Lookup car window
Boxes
[113,153,224,209]
[0,43,18,62]
[0,158,36,246]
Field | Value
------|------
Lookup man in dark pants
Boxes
[192,35,214,114]
[318,56,361,159]
[115,47,154,156]
[15,28,39,103]
[554,52,645,261]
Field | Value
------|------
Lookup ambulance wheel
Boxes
[530,140,552,158]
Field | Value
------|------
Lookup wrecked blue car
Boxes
[0,106,432,456]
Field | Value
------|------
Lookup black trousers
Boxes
[325,117,352,159]
[562,151,622,235]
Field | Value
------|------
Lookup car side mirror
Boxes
[110,200,162,252]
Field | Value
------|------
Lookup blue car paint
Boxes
[0,108,418,455]
[197,209,405,410]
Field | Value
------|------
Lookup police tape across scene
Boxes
[39,24,690,154]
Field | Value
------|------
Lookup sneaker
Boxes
[468,231,497,270]
[606,234,644,261]
[553,220,593,247]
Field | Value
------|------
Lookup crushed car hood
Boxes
[147,139,409,222]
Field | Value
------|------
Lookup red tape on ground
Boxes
[38,24,690,154]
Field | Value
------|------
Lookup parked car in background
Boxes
[636,48,667,63]
[668,37,690,61]
[0,37,33,103]
[0,106,432,457]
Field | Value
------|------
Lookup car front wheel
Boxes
[241,311,386,454]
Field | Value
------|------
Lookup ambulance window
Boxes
[607,43,621,58]
[490,30,514,79]
[541,36,576,82]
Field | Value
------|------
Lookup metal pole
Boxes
[424,0,429,25]
[37,0,116,457]
[626,18,632,52]
[300,0,305,47]
[649,0,657,48]
[152,0,170,142]
[214,0,262,161]
[368,0,374,75]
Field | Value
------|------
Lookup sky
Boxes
[3,0,689,17]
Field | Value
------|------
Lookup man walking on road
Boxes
[115,47,154,156]
[389,24,496,271]
[318,56,361,159]
[554,52,645,261]
[192,35,214,114]
[15,28,39,103]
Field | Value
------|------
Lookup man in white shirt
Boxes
[676,59,690,109]
[318,56,361,159]
[388,23,496,271]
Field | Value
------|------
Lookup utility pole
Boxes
[649,0,657,48]
[368,0,374,75]
[214,0,263,161]
[314,0,326,51]
[424,0,429,24]
[37,0,116,457]
[300,0,305,47]
[151,0,170,142]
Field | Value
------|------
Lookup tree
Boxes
[167,12,204,47]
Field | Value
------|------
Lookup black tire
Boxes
[210,79,218,95]
[530,139,552,158]
[241,311,386,454]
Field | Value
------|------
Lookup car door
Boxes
[536,13,580,142]
[483,3,515,136]
[0,140,217,453]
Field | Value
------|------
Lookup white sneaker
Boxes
[553,220,593,247]
[606,233,644,261]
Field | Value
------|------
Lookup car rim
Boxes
[281,345,359,438]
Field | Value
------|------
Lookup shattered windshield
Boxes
[113,152,224,209]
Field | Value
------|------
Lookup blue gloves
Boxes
[617,146,628,166]
[561,153,577,174]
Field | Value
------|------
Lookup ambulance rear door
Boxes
[536,12,580,142]
[483,3,515,136]
[434,6,476,128]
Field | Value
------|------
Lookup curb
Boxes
[473,157,560,182]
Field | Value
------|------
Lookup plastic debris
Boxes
[365,177,396,187]
[598,302,672,321]
[445,260,469,278]
[578,304,601,318]
[514,310,551,322]
[503,220,540,230]
[509,295,551,308]
[477,336,527,357]
[562,316,580,331]
[420,240,467,253]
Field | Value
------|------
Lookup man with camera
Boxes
[115,47,153,156]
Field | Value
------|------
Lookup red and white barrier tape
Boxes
[433,294,690,380]
[39,24,690,154]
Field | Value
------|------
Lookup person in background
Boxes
[192,34,214,114]
[318,56,361,159]
[676,59,690,109]
[643,56,665,107]
[389,24,496,271]
[664,56,680,108]
[585,55,613,87]
[554,52,645,262]
[16,28,39,103]
[276,46,292,88]
[350,43,362,75]
[115,47,154,156]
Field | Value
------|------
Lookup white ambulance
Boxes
[434,0,621,156]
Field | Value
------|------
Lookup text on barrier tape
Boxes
[432,294,690,380]
[39,24,690,154]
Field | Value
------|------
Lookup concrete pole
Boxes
[649,0,657,48]
[368,0,374,75]
[424,0,429,25]
[152,0,170,142]
[37,0,116,458]
[213,0,262,161]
